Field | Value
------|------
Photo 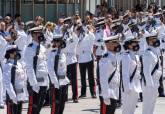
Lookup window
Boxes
[22,0,80,4]
[22,0,32,3]
[47,0,79,4]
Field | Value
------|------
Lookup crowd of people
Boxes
[0,2,165,114]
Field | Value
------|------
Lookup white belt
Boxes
[36,77,44,82]
[66,53,75,56]
[81,50,91,54]
[16,88,24,94]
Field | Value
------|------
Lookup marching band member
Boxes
[77,25,96,98]
[64,29,79,103]
[44,22,55,49]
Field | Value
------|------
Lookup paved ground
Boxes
[0,85,165,114]
[1,60,165,114]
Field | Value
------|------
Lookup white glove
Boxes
[32,85,40,93]
[54,84,59,89]
[103,98,111,105]
[12,97,17,104]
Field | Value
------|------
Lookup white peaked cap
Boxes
[124,35,135,42]
[53,34,63,39]
[103,34,119,42]
[29,25,44,32]
[142,30,151,38]
[6,45,18,51]
[147,29,158,38]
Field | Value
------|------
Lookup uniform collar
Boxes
[7,59,15,64]
[107,51,116,58]
[148,46,160,55]
[32,40,39,46]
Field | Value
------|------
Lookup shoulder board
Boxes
[123,51,129,54]
[51,49,57,52]
[103,53,108,58]
[28,43,33,47]
[147,48,151,51]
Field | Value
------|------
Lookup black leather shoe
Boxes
[91,94,97,99]
[73,99,79,103]
[79,94,86,98]
[43,102,50,106]
[159,94,165,97]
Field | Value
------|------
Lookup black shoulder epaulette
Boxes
[126,51,130,54]
[28,43,33,47]
[51,49,57,52]
[103,53,108,58]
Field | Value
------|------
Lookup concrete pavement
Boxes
[0,85,165,114]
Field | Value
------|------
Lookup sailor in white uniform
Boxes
[121,35,142,114]
[99,34,121,114]
[47,34,69,114]
[141,31,162,114]
[3,45,27,114]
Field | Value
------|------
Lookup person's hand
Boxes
[54,83,59,89]
[12,97,17,104]
[32,85,40,93]
[103,98,111,105]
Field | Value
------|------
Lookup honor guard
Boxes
[64,30,79,103]
[24,26,49,114]
[157,18,165,97]
[3,45,27,114]
[141,30,162,114]
[121,35,142,114]
[77,25,96,98]
[99,34,121,114]
[0,33,7,109]
[47,34,69,114]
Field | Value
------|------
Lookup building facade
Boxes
[0,0,165,22]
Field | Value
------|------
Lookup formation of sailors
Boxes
[0,5,165,114]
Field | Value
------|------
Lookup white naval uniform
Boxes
[157,23,165,50]
[24,41,49,91]
[99,51,120,101]
[64,32,79,65]
[121,51,142,114]
[141,47,162,114]
[77,31,96,96]
[0,36,7,106]
[94,29,106,57]
[47,48,69,88]
[44,29,53,49]
[77,32,95,63]
[16,29,28,60]
[47,48,69,114]
[3,59,27,103]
